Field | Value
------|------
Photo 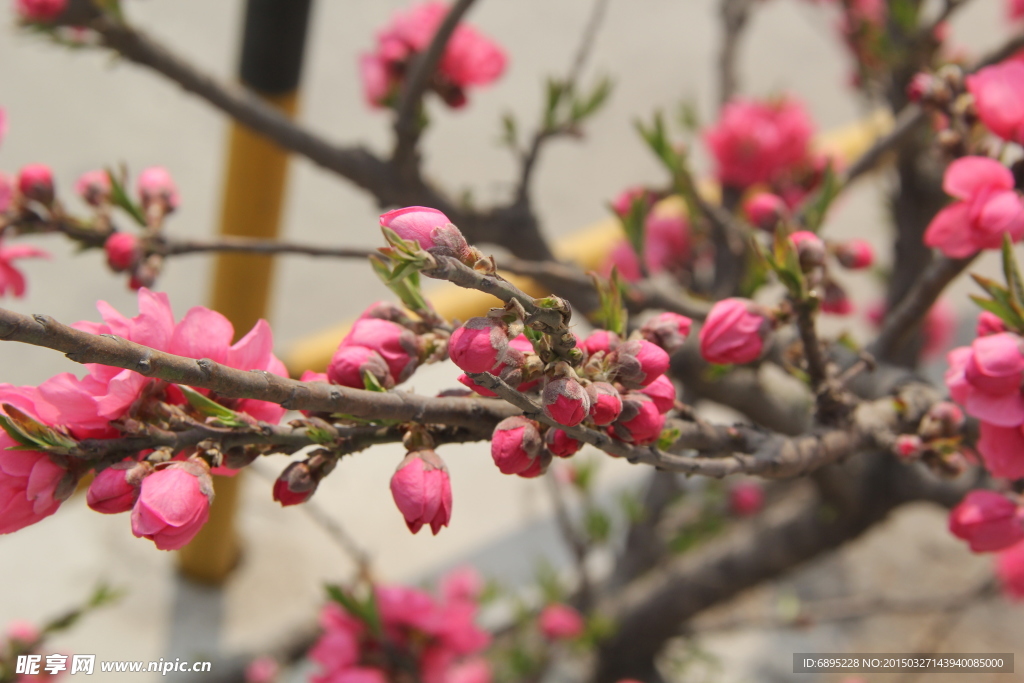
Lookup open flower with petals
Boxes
[0,240,48,298]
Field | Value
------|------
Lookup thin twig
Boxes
[545,473,594,611]
[717,0,756,109]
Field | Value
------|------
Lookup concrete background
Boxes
[0,0,1020,681]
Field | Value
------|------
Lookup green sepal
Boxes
[179,386,249,428]
[106,168,147,227]
[0,404,77,454]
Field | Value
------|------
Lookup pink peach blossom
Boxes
[949,490,1024,552]
[589,382,623,426]
[609,339,670,389]
[327,345,394,389]
[545,428,581,458]
[359,53,394,107]
[924,157,1024,257]
[945,333,1024,427]
[640,312,692,354]
[0,239,48,298]
[977,422,1024,479]
[340,318,420,383]
[6,620,40,645]
[244,657,279,683]
[449,317,509,374]
[834,239,874,269]
[0,173,12,214]
[639,375,676,414]
[16,163,54,204]
[0,107,6,149]
[379,206,450,250]
[1011,0,1024,20]
[137,166,179,212]
[967,61,1024,144]
[583,329,621,357]
[446,659,492,683]
[86,461,148,514]
[699,298,771,365]
[491,416,543,475]
[104,232,140,272]
[978,311,1008,337]
[441,566,484,604]
[894,434,923,460]
[542,378,591,427]
[610,394,665,445]
[390,450,452,535]
[743,192,787,231]
[0,433,65,535]
[130,461,213,550]
[538,604,585,640]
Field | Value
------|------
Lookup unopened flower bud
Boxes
[491,416,543,475]
[729,482,764,516]
[542,377,591,427]
[545,428,581,458]
[358,301,411,324]
[516,448,553,478]
[589,381,623,425]
[341,318,421,383]
[743,192,787,231]
[699,298,772,365]
[327,344,395,389]
[640,312,693,354]
[977,311,1007,337]
[75,169,111,207]
[609,339,670,389]
[15,0,66,22]
[834,239,874,270]
[390,450,452,535]
[538,604,585,640]
[949,490,1024,552]
[131,460,213,550]
[920,401,965,440]
[821,280,853,316]
[611,186,656,219]
[609,394,665,445]
[17,163,54,205]
[582,329,620,357]
[104,232,141,272]
[894,434,923,460]
[638,374,676,414]
[272,461,316,506]
[379,206,471,260]
[449,317,509,373]
[137,166,179,213]
[789,231,825,271]
[87,461,152,514]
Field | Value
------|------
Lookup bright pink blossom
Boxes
[583,330,620,357]
[0,239,48,298]
[639,375,676,414]
[589,382,623,426]
[379,206,451,250]
[137,166,179,212]
[16,163,54,204]
[86,462,148,514]
[0,173,11,214]
[546,428,581,458]
[945,333,1024,427]
[977,422,1024,479]
[441,566,484,604]
[894,434,923,460]
[1011,0,1024,20]
[610,395,665,445]
[244,657,279,683]
[0,107,6,149]
[104,232,140,272]
[542,378,591,427]
[729,482,764,516]
[699,298,771,365]
[538,604,585,640]
[603,213,691,283]
[130,462,213,550]
[997,541,1024,599]
[949,490,1024,552]
[390,450,452,535]
[491,416,543,475]
[0,430,65,535]
[978,311,1008,337]
[967,61,1024,144]
[446,659,492,683]
[15,0,66,21]
[359,53,393,107]
[704,96,816,188]
[449,317,509,373]
[6,620,39,645]
[924,157,1024,257]
[609,339,670,389]
[75,169,111,207]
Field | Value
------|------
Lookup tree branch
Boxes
[717,0,755,109]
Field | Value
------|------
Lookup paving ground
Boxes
[0,1,1021,681]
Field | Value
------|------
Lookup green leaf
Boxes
[500,112,518,150]
[656,427,681,452]
[544,78,569,129]
[1002,234,1024,308]
[590,270,627,337]
[584,509,611,544]
[970,295,1024,332]
[106,168,147,227]
[362,371,386,393]
[677,99,701,132]
[800,163,840,233]
[571,76,613,123]
[179,386,248,428]
[621,195,648,263]
[369,255,432,315]
[0,404,77,454]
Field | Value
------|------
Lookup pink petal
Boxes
[944,156,1014,199]
[171,307,233,364]
[924,203,978,258]
[227,319,274,371]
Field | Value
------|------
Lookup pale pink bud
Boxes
[610,394,665,445]
[639,374,676,414]
[640,312,693,354]
[729,482,764,516]
[978,311,1007,337]
[379,206,468,256]
[86,461,149,514]
[390,450,453,535]
[491,416,542,475]
[327,344,394,389]
[789,230,825,271]
[130,461,213,550]
[609,339,670,389]
[244,657,279,683]
[589,381,623,426]
[743,192,787,231]
[538,603,585,640]
[894,434,923,459]
[834,239,874,269]
[17,163,54,204]
[449,317,509,373]
[6,620,39,645]
[15,0,66,22]
[74,169,111,207]
[545,428,581,458]
[699,298,771,365]
[137,166,179,212]
[583,329,621,357]
[104,232,141,272]
[542,378,591,427]
[342,318,421,382]
[949,490,1024,552]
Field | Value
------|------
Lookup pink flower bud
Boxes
[137,166,179,212]
[327,344,395,389]
[589,381,623,425]
[611,186,656,218]
[538,604,585,640]
[743,192,787,231]
[441,566,485,604]
[542,378,591,427]
[907,72,933,102]
[75,169,111,207]
[894,434,923,459]
[949,490,1024,552]
[609,395,665,445]
[342,318,420,383]
[272,461,317,507]
[789,230,825,271]
[449,317,509,373]
[583,329,621,357]
[379,206,467,255]
[358,301,410,324]
[978,311,1007,337]
[609,339,670,389]
[639,374,676,414]
[834,239,874,270]
[17,163,54,204]
[516,448,553,478]
[390,450,452,535]
[15,0,66,22]
[545,428,581,458]
[929,401,965,431]
[6,620,40,645]
[729,482,764,516]
[130,461,213,550]
[491,416,543,475]
[104,232,141,272]
[640,312,693,354]
[446,659,492,683]
[86,461,150,514]
[699,298,772,365]
[821,280,853,316]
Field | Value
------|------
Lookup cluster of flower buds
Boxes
[471,312,690,478]
[359,2,506,109]
[308,568,491,683]
[889,401,968,477]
